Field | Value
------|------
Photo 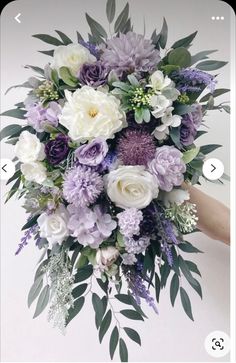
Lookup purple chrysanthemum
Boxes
[117,208,143,238]
[148,146,186,192]
[101,31,160,77]
[117,130,156,166]
[63,165,103,207]
[124,235,150,254]
[172,68,217,93]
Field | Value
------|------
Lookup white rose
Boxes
[161,188,190,207]
[95,246,119,272]
[21,162,47,184]
[149,70,172,91]
[59,86,126,142]
[149,94,171,119]
[52,43,96,76]
[104,166,159,209]
[37,205,69,245]
[15,131,45,163]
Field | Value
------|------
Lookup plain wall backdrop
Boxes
[0,0,233,361]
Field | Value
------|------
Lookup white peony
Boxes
[37,205,69,245]
[59,86,126,142]
[15,131,45,163]
[21,162,47,184]
[161,188,190,207]
[104,166,159,209]
[52,43,96,76]
[95,246,119,272]
[149,94,171,119]
[148,70,172,91]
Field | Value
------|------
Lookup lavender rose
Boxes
[148,145,186,192]
[78,61,108,87]
[75,138,108,166]
[45,134,69,165]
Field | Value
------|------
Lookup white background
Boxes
[0,0,233,361]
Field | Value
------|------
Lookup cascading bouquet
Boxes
[1,0,230,361]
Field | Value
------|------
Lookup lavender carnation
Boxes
[101,31,160,77]
[117,130,156,166]
[75,138,108,166]
[68,204,116,249]
[117,208,143,238]
[124,235,150,254]
[26,101,61,132]
[79,61,108,87]
[63,165,103,207]
[148,146,186,192]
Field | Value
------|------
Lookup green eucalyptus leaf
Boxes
[200,144,222,155]
[92,293,105,329]
[28,275,44,308]
[180,287,194,321]
[55,30,72,45]
[155,272,161,302]
[179,255,199,287]
[191,50,217,65]
[0,124,22,141]
[72,283,87,299]
[86,13,107,39]
[66,297,85,326]
[185,261,201,276]
[170,273,179,307]
[196,60,228,71]
[119,338,128,362]
[76,31,84,42]
[178,241,203,253]
[114,3,129,33]
[39,49,54,57]
[33,284,50,318]
[74,264,93,283]
[25,65,45,76]
[222,105,230,113]
[200,88,230,102]
[120,309,144,321]
[32,33,63,46]
[6,169,21,185]
[159,17,168,49]
[160,261,171,288]
[182,147,200,164]
[110,326,119,360]
[171,31,197,49]
[169,127,182,149]
[97,277,109,293]
[168,47,191,68]
[21,214,39,230]
[99,309,112,343]
[115,294,133,305]
[106,0,116,23]
[124,327,141,346]
[5,81,33,95]
[1,108,26,120]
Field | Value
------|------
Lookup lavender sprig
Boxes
[15,224,38,255]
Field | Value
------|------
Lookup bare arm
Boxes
[183,183,230,245]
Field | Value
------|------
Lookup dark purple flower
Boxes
[75,138,108,166]
[191,103,203,129]
[180,115,197,146]
[79,61,108,87]
[45,134,70,165]
[117,130,156,166]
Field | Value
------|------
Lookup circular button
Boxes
[205,330,230,358]
[0,158,16,181]
[202,158,224,180]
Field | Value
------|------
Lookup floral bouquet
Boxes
[1,0,230,361]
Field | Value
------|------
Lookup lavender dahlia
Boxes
[45,134,70,165]
[148,146,186,192]
[63,165,103,207]
[79,61,108,87]
[75,138,108,166]
[101,31,160,77]
[117,130,156,166]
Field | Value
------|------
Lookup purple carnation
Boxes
[79,61,108,87]
[26,101,61,132]
[117,208,143,238]
[75,138,108,166]
[148,146,186,192]
[101,31,160,77]
[67,204,117,249]
[63,165,103,207]
[45,134,69,165]
[117,130,156,166]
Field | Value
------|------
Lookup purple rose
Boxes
[75,138,108,166]
[26,102,61,132]
[78,61,108,87]
[180,104,202,146]
[148,145,186,192]
[45,134,69,165]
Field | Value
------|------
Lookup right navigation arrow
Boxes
[211,164,216,173]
